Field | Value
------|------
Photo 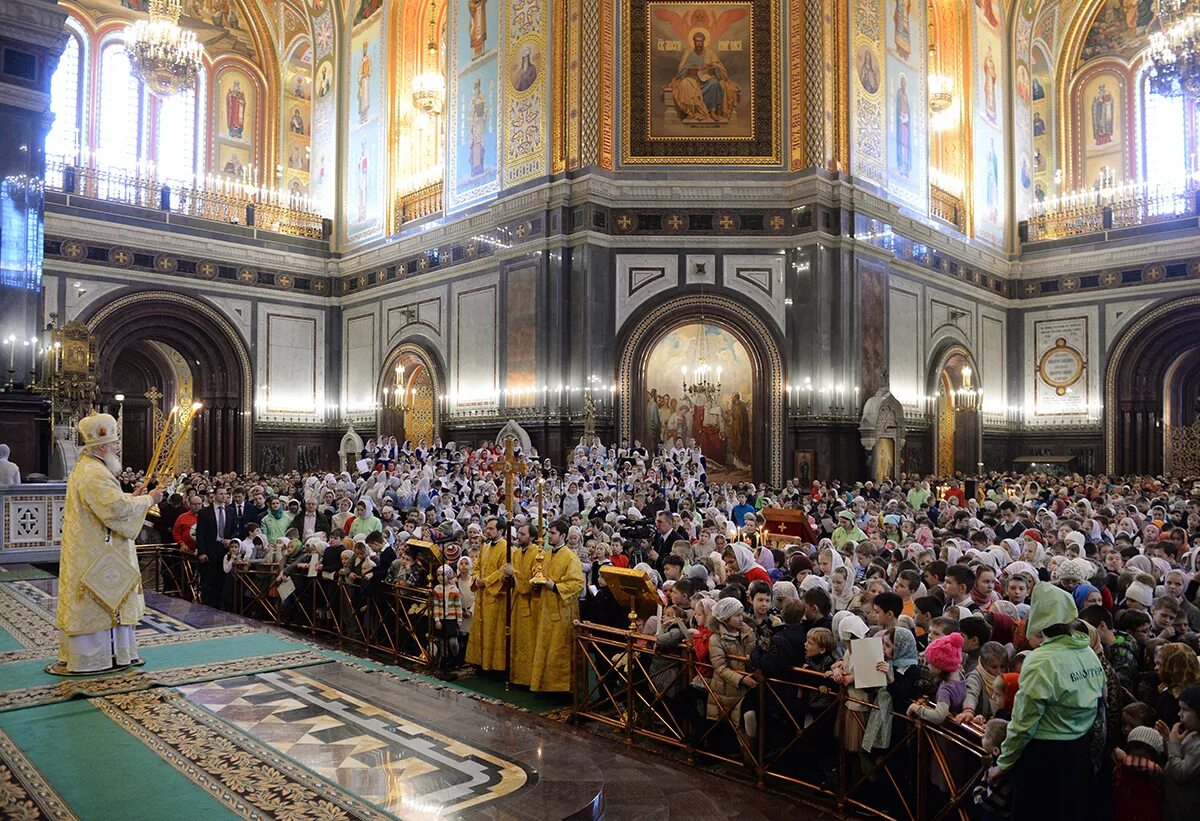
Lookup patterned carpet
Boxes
[0,577,537,819]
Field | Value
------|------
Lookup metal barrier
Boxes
[135,545,436,667]
[571,621,990,821]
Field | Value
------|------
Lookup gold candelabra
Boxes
[531,478,548,586]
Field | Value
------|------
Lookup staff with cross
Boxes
[489,436,527,687]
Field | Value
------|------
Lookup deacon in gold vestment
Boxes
[465,517,510,671]
[508,522,541,686]
[530,519,584,693]
[55,414,163,672]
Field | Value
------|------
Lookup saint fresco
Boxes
[642,324,754,483]
[623,0,779,164]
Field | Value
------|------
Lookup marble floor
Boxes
[5,571,827,820]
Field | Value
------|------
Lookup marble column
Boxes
[0,0,66,475]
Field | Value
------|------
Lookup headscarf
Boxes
[1071,583,1100,611]
[863,626,918,752]
[819,547,846,575]
[712,596,744,625]
[771,581,799,610]
[731,543,757,574]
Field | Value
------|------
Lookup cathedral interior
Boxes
[0,0,1198,483]
[0,2,1199,819]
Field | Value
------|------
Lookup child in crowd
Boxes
[1111,725,1165,821]
[747,580,781,649]
[1163,685,1200,821]
[958,641,1009,725]
[973,718,1012,819]
[1004,575,1031,619]
[432,564,463,665]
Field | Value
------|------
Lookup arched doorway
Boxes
[618,296,784,485]
[377,342,443,447]
[86,291,253,473]
[929,346,981,476]
[1106,296,1200,474]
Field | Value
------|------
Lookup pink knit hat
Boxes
[925,632,964,674]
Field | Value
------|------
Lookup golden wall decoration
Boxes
[501,0,548,187]
[1168,420,1200,477]
[620,0,781,165]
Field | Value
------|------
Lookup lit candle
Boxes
[159,402,203,482]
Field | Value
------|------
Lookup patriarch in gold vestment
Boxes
[54,414,163,673]
[465,516,510,671]
[530,519,584,693]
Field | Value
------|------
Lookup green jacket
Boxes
[996,631,1106,769]
[261,511,293,543]
[832,525,867,550]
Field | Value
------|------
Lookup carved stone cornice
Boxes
[0,0,68,49]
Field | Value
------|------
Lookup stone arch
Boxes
[1104,295,1200,474]
[84,290,253,472]
[926,341,981,476]
[617,294,784,486]
[859,387,907,482]
[377,339,445,447]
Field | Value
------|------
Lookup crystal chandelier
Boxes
[927,44,953,114]
[681,324,722,402]
[412,0,445,114]
[126,0,204,98]
[1146,0,1200,96]
[951,365,983,413]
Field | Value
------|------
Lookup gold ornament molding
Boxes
[86,290,254,472]
[617,295,783,486]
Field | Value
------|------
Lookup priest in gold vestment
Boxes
[530,519,584,693]
[54,414,163,672]
[508,521,541,686]
[465,517,510,672]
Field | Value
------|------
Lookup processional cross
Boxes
[489,436,528,518]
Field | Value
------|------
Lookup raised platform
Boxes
[0,569,813,820]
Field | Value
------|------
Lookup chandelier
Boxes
[1146,0,1200,96]
[412,0,445,114]
[927,44,953,114]
[126,0,204,98]
[681,324,722,402]
[951,365,983,413]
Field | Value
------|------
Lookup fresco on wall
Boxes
[850,0,886,183]
[1080,70,1127,186]
[449,0,500,210]
[310,5,335,217]
[214,67,255,179]
[282,41,312,197]
[1079,0,1157,63]
[642,324,754,483]
[972,2,1006,247]
[885,0,926,211]
[622,0,780,165]
[345,17,384,241]
[1012,2,1034,221]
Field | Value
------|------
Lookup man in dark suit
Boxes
[647,509,685,576]
[229,487,253,538]
[195,486,235,609]
[296,497,333,540]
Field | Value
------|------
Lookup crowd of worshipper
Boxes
[122,435,1200,821]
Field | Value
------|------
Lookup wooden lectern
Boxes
[761,508,819,548]
[599,565,662,631]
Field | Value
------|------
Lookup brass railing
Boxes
[1024,179,1200,243]
[45,157,327,241]
[930,185,966,232]
[572,621,990,821]
[394,180,443,226]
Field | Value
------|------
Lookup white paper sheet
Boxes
[851,636,887,689]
